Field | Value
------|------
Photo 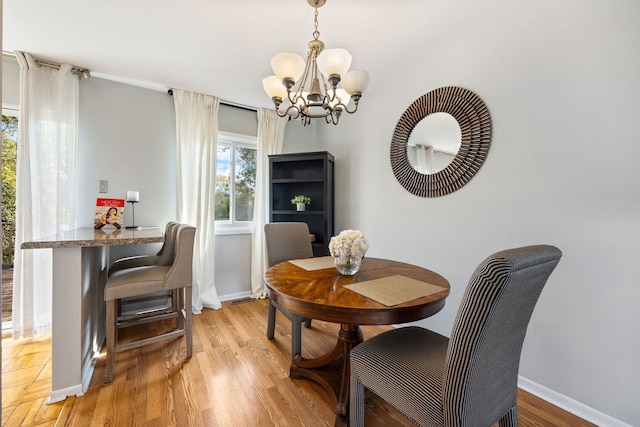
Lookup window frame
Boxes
[215,131,257,235]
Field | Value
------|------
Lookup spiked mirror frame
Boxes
[390,86,492,197]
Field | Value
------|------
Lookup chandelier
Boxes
[262,0,370,126]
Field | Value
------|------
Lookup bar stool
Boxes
[104,223,196,383]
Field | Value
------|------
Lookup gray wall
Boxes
[315,1,639,425]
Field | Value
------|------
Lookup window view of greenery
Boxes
[215,140,256,222]
[215,145,231,220]
[234,146,256,222]
[2,115,18,265]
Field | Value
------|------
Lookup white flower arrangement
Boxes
[328,229,369,259]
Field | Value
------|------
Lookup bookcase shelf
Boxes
[272,210,324,215]
[269,151,334,256]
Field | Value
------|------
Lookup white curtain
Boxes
[12,51,79,338]
[173,89,220,312]
[250,109,288,298]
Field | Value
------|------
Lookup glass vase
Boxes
[334,255,363,276]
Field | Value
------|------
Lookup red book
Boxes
[94,198,125,229]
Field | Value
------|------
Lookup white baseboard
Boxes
[47,353,96,404]
[218,291,253,302]
[47,383,84,404]
[518,376,631,427]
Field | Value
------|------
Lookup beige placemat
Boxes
[288,256,335,271]
[344,275,447,306]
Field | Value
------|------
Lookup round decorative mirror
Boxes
[390,86,492,197]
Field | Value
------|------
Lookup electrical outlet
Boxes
[99,180,108,193]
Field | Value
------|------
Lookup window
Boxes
[2,109,19,328]
[215,132,257,229]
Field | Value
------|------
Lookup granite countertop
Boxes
[21,227,164,249]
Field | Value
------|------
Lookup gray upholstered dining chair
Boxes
[104,223,196,383]
[350,244,562,427]
[264,222,314,359]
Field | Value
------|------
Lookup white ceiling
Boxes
[3,0,532,109]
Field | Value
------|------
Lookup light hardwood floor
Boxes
[2,299,594,426]
[1,332,68,427]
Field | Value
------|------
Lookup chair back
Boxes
[164,224,196,290]
[443,245,562,426]
[156,221,179,256]
[156,221,180,265]
[264,222,313,268]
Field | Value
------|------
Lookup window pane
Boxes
[234,146,256,221]
[215,145,231,220]
[2,115,18,266]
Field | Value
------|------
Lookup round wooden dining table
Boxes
[264,256,450,426]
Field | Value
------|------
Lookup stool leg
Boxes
[105,299,117,383]
[172,289,180,329]
[185,287,192,358]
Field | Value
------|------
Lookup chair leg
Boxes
[105,299,117,383]
[185,287,192,358]
[498,406,518,427]
[291,314,303,360]
[349,372,366,427]
[267,300,277,339]
[304,319,312,328]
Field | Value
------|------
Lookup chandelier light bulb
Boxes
[262,75,287,100]
[316,48,352,82]
[270,52,305,85]
[342,70,370,96]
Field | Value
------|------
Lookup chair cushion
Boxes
[105,265,171,301]
[351,326,449,426]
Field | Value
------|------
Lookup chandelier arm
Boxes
[275,102,302,119]
[342,100,360,114]
[286,82,303,108]
[288,52,314,108]
[321,74,336,105]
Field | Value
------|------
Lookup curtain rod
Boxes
[2,51,90,78]
[167,89,257,112]
[37,59,91,79]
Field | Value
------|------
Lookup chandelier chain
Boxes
[313,7,320,40]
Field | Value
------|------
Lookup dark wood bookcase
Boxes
[268,151,334,256]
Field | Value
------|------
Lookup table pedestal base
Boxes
[291,323,362,426]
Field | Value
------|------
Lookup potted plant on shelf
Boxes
[291,195,311,211]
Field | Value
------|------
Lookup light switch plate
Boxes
[99,180,108,193]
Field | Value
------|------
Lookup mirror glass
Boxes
[407,112,461,174]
